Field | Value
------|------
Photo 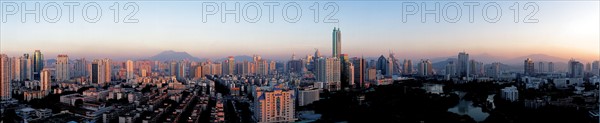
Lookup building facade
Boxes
[56,55,70,81]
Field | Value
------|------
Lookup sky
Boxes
[1,1,599,62]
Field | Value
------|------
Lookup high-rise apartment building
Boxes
[56,55,70,81]
[40,68,51,95]
[352,57,365,89]
[315,57,341,91]
[256,60,268,76]
[253,85,295,123]
[91,59,111,86]
[538,62,545,73]
[548,62,554,73]
[457,52,469,78]
[21,54,33,81]
[568,59,584,78]
[403,59,413,75]
[73,58,88,78]
[592,61,599,76]
[1,54,12,100]
[417,59,433,77]
[524,58,535,76]
[126,60,134,81]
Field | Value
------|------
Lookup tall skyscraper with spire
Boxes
[332,27,341,58]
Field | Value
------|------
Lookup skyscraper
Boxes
[253,85,295,122]
[376,55,389,76]
[126,60,134,81]
[33,50,44,80]
[332,27,341,58]
[486,62,501,78]
[170,61,178,76]
[367,68,377,82]
[40,68,51,95]
[315,57,341,91]
[74,58,88,78]
[548,62,554,73]
[403,59,413,75]
[12,56,21,82]
[176,61,188,80]
[593,61,599,76]
[568,59,584,78]
[21,54,33,81]
[211,62,223,75]
[256,59,268,76]
[202,63,212,76]
[56,55,70,81]
[352,57,365,89]
[524,58,535,76]
[340,54,354,88]
[457,52,469,78]
[194,65,203,78]
[1,54,12,100]
[417,59,433,77]
[227,56,235,75]
[388,51,400,75]
[469,60,484,76]
[288,57,304,74]
[103,59,112,82]
[538,62,545,73]
[445,61,456,77]
[91,59,110,86]
[269,60,276,74]
[585,62,592,73]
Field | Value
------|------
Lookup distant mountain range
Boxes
[214,55,254,62]
[142,50,573,71]
[146,51,262,62]
[148,50,201,61]
[429,53,570,72]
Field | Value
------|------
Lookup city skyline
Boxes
[1,1,598,61]
[1,1,599,122]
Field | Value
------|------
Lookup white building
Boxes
[553,78,584,89]
[16,108,52,121]
[423,84,444,94]
[298,88,320,106]
[501,86,519,102]
[521,76,547,90]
